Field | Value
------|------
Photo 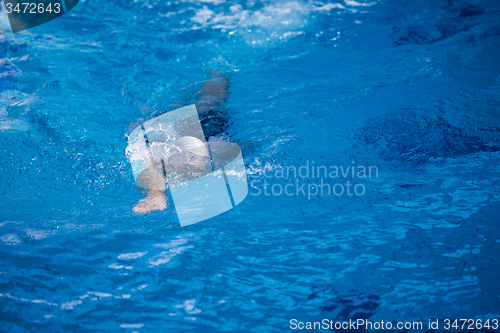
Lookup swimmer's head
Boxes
[167,136,211,179]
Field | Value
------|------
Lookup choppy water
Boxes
[1,0,500,331]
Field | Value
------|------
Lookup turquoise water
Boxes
[1,0,500,331]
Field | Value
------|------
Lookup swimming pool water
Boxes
[0,0,500,331]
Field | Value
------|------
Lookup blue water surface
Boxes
[1,0,500,331]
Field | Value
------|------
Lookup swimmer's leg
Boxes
[195,71,229,114]
[133,166,167,214]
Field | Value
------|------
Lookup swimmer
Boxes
[128,71,230,214]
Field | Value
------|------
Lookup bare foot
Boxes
[133,193,167,214]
